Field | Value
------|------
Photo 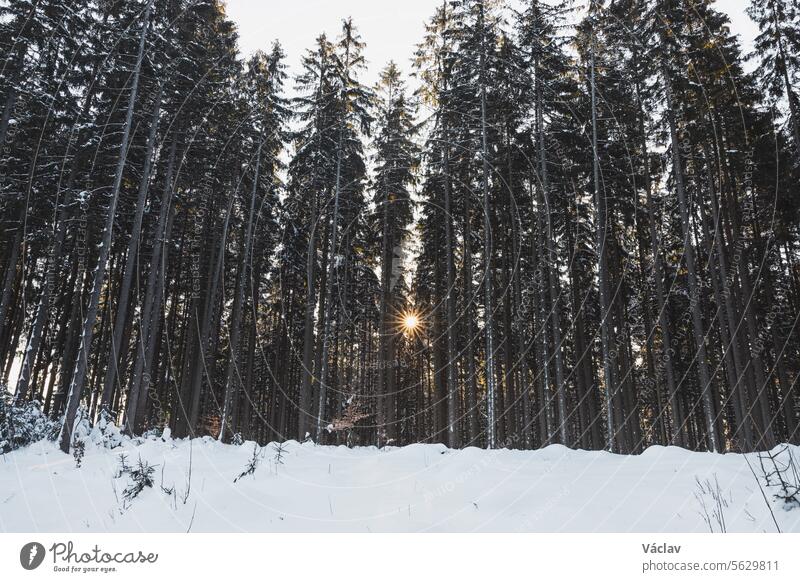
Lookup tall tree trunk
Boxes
[100,85,162,410]
[700,144,754,450]
[378,165,394,443]
[298,190,319,440]
[442,111,460,448]
[590,41,616,451]
[133,211,173,435]
[315,129,344,441]
[636,82,685,447]
[478,1,496,448]
[0,221,23,350]
[58,0,153,453]
[126,138,176,432]
[462,180,479,444]
[186,170,237,434]
[12,8,110,402]
[662,67,719,452]
[535,59,568,445]
[297,57,329,440]
[219,136,263,441]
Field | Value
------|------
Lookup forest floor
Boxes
[1,432,799,532]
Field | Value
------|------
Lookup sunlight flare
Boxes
[402,312,419,332]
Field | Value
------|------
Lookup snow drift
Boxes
[1,432,798,532]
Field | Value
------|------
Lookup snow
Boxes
[1,435,798,532]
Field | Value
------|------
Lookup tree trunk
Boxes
[0,221,23,350]
[662,67,719,452]
[457,167,478,445]
[58,0,153,453]
[100,85,162,410]
[126,138,177,432]
[535,58,568,445]
[186,170,237,434]
[315,128,344,441]
[442,111,460,448]
[590,42,617,451]
[478,1,496,448]
[219,136,263,441]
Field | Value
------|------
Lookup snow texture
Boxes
[1,433,798,532]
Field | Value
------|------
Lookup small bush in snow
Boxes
[114,453,131,479]
[159,463,175,497]
[122,456,156,504]
[234,443,261,482]
[73,438,86,468]
[273,442,287,466]
[694,475,730,533]
[758,447,800,510]
[0,392,57,453]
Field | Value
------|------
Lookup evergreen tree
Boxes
[372,62,418,444]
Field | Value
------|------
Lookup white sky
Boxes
[225,0,437,87]
[224,0,759,88]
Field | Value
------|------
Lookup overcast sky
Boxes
[224,0,759,88]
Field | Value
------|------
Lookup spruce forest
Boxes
[2,0,799,460]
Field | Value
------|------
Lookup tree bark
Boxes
[478,1,496,448]
[590,42,617,452]
[219,135,263,441]
[58,0,153,453]
[442,108,460,448]
[126,138,177,432]
[100,85,162,410]
[662,68,719,452]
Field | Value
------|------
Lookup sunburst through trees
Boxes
[0,0,798,456]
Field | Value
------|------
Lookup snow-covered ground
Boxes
[1,433,798,532]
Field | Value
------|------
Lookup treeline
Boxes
[1,0,798,455]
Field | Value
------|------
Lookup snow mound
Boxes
[1,434,798,532]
